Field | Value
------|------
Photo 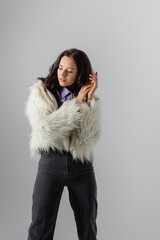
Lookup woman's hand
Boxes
[87,70,98,106]
[76,70,98,106]
[75,81,93,104]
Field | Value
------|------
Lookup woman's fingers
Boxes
[82,81,92,88]
[91,70,98,76]
[89,71,98,81]
[80,83,93,92]
[78,84,93,100]
[78,70,98,100]
[83,85,93,93]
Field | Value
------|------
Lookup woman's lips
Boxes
[59,78,66,82]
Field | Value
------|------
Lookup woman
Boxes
[25,48,101,240]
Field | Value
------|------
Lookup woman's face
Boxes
[57,56,78,87]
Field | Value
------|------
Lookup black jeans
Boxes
[27,148,98,240]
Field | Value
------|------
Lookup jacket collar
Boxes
[55,86,72,99]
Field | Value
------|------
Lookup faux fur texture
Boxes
[24,79,101,163]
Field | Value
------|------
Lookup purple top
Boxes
[55,85,78,108]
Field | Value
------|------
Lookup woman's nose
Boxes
[62,70,67,77]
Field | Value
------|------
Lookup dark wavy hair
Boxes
[37,48,93,94]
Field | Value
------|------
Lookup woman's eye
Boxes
[58,67,73,73]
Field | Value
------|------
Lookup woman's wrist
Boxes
[87,96,93,101]
[86,96,93,107]
[76,96,87,104]
[76,96,93,105]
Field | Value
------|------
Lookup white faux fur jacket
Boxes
[24,79,101,163]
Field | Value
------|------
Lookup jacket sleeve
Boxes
[75,95,102,145]
[24,81,83,142]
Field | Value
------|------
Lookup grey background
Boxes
[1,0,160,239]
